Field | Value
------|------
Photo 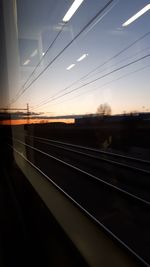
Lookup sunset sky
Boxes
[1,118,74,125]
[6,0,150,118]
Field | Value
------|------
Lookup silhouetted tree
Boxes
[96,103,111,116]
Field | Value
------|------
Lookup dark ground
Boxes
[0,126,89,267]
[23,117,150,159]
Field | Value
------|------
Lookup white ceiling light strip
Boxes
[63,0,84,22]
[122,3,150,27]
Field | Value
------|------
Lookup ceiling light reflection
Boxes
[122,3,150,27]
[66,64,75,70]
[23,59,30,65]
[62,0,84,22]
[30,49,38,57]
[77,53,88,62]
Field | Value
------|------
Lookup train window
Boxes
[1,0,150,266]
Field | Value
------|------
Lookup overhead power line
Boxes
[21,24,66,90]
[10,23,66,105]
[32,30,150,109]
[48,63,150,110]
[31,53,150,111]
[11,0,115,104]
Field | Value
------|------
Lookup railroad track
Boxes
[27,135,150,173]
[9,137,150,266]
[24,135,150,203]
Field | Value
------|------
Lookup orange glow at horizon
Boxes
[1,118,75,125]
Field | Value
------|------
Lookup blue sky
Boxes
[10,0,150,115]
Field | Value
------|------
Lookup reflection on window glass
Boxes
[1,0,150,266]
[5,0,150,121]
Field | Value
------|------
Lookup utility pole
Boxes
[27,103,30,124]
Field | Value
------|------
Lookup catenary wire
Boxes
[10,0,115,104]
[31,63,150,111]
[30,53,150,111]
[31,43,150,109]
[10,23,67,105]
[31,31,150,109]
